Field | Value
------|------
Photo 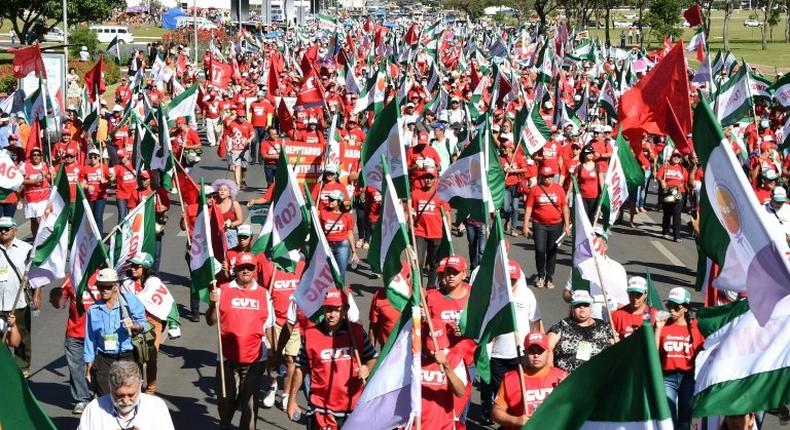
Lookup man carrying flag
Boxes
[286,289,378,429]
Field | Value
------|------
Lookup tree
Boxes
[445,0,490,20]
[645,0,684,43]
[761,0,775,49]
[0,0,114,44]
[767,4,782,41]
[722,0,736,51]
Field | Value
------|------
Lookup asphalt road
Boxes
[18,132,782,429]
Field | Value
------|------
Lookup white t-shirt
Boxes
[765,202,790,236]
[78,393,174,430]
[490,273,542,359]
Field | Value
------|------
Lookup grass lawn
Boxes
[589,9,790,72]
[130,25,166,38]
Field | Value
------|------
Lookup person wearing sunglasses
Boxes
[611,276,657,340]
[655,287,704,430]
[80,148,110,236]
[0,216,34,376]
[547,290,615,373]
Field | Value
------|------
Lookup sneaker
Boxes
[72,402,87,415]
[663,234,672,240]
[281,394,290,412]
[262,388,277,408]
[545,279,555,289]
[362,242,369,249]
[534,277,545,289]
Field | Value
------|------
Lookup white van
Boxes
[89,26,134,44]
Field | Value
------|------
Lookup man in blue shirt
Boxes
[83,268,147,396]
[0,113,15,149]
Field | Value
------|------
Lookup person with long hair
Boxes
[211,179,244,249]
[655,287,704,430]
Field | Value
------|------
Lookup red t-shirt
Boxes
[314,182,349,210]
[319,209,354,242]
[526,183,567,225]
[364,186,382,223]
[80,164,110,201]
[23,162,50,203]
[368,287,403,346]
[420,351,466,430]
[611,306,657,339]
[495,366,567,428]
[411,187,449,239]
[539,141,562,171]
[755,186,772,205]
[250,101,274,128]
[260,258,305,326]
[63,277,99,339]
[657,164,688,193]
[577,163,600,199]
[659,319,705,372]
[56,163,81,202]
[406,144,442,171]
[501,154,528,187]
[426,285,473,351]
[113,163,138,200]
[592,139,613,172]
[226,121,254,152]
[218,282,274,364]
[260,138,281,165]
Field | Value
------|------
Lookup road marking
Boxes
[650,240,684,267]
[17,211,114,240]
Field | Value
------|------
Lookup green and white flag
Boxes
[520,103,552,155]
[686,27,706,54]
[292,202,344,320]
[367,159,410,310]
[167,83,198,126]
[692,98,790,326]
[29,166,71,288]
[460,214,515,383]
[692,300,790,417]
[133,122,163,172]
[353,64,387,115]
[714,63,753,126]
[524,324,673,430]
[769,72,790,108]
[155,107,176,190]
[70,184,110,314]
[106,35,121,64]
[599,79,618,118]
[437,116,504,222]
[251,150,310,272]
[188,182,221,303]
[360,98,409,195]
[109,195,156,276]
[0,150,23,200]
[600,131,645,230]
[535,42,553,84]
[316,13,338,31]
[748,71,772,103]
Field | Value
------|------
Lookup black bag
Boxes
[119,293,156,366]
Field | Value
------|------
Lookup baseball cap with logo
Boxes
[772,186,787,203]
[667,287,691,305]
[237,224,252,237]
[236,252,257,269]
[323,288,346,307]
[65,147,77,157]
[0,217,16,228]
[626,276,648,294]
[761,169,779,181]
[571,289,594,305]
[96,267,119,285]
[437,256,467,273]
[508,259,522,280]
[130,252,154,268]
[540,166,555,177]
[524,331,549,351]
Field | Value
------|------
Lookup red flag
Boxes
[11,43,46,79]
[471,62,481,90]
[83,57,106,102]
[26,117,43,159]
[663,97,693,154]
[267,60,279,96]
[346,33,356,57]
[175,160,200,207]
[617,41,692,154]
[404,24,419,46]
[209,61,233,89]
[295,69,326,110]
[495,70,513,105]
[278,99,295,136]
[364,17,373,33]
[696,43,705,63]
[683,4,703,27]
[300,45,319,76]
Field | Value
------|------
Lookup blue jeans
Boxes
[117,199,129,221]
[0,203,15,217]
[465,222,486,269]
[637,168,652,209]
[90,199,106,236]
[664,370,694,430]
[65,337,92,404]
[501,185,520,230]
[329,240,351,282]
[264,165,277,188]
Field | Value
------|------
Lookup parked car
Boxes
[743,19,763,27]
[44,27,65,42]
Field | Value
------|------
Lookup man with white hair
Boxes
[78,361,174,429]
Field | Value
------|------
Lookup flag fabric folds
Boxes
[360,98,409,195]
[29,166,71,289]
[70,184,110,314]
[188,182,222,303]
[0,346,57,429]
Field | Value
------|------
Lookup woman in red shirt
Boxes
[110,148,137,220]
[319,190,357,282]
[524,166,571,289]
[655,287,704,430]
[656,150,689,242]
[576,145,604,222]
[500,142,527,235]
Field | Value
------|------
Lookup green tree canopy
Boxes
[0,0,114,44]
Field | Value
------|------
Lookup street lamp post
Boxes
[62,0,69,59]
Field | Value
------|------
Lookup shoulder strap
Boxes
[538,184,562,213]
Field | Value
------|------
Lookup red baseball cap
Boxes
[437,256,467,273]
[323,288,346,307]
[236,252,256,268]
[524,331,549,351]
[540,166,555,176]
[65,147,77,156]
[235,109,246,117]
[508,259,522,280]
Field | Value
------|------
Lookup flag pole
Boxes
[172,158,192,247]
[212,279,227,398]
[512,332,530,418]
[588,198,619,340]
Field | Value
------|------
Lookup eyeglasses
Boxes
[573,303,591,309]
[237,266,255,272]
[0,227,12,232]
[666,303,683,311]
[131,264,143,269]
[89,155,99,159]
